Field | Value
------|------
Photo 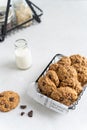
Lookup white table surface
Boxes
[0,0,87,130]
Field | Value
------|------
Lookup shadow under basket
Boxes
[0,0,43,42]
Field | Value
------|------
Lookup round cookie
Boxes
[49,63,59,72]
[73,64,87,86]
[46,70,59,87]
[70,54,87,67]
[50,87,78,106]
[0,91,20,112]
[38,76,57,96]
[57,56,71,66]
[57,65,77,81]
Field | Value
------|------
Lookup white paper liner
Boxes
[27,82,69,114]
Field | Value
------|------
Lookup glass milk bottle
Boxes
[14,39,32,70]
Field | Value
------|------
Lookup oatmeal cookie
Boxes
[57,56,71,66]
[73,64,87,86]
[0,91,20,112]
[46,70,59,87]
[70,54,87,67]
[38,76,57,96]
[51,87,77,106]
[57,65,77,81]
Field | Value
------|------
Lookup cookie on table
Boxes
[49,63,59,72]
[0,91,20,112]
[57,65,77,81]
[60,79,82,95]
[50,87,78,106]
[46,70,59,87]
[73,64,87,86]
[57,56,71,66]
[70,54,87,67]
[38,76,57,96]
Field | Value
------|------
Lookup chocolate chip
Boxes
[20,105,27,109]
[42,82,46,86]
[64,76,67,79]
[28,110,33,117]
[5,104,9,108]
[20,112,25,116]
[59,97,64,102]
[0,94,4,97]
[9,97,14,102]
[48,75,51,79]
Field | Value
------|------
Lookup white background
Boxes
[0,0,87,130]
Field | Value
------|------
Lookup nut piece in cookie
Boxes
[46,70,59,87]
[51,87,77,106]
[0,91,20,112]
[70,54,87,67]
[57,65,77,81]
[38,76,56,96]
[57,56,71,66]
[73,64,87,86]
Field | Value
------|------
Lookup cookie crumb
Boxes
[20,105,27,109]
[28,110,33,117]
[20,112,25,116]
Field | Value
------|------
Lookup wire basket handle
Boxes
[36,54,64,82]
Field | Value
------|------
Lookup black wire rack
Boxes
[0,0,43,42]
[36,54,87,110]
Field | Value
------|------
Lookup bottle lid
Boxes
[14,39,28,49]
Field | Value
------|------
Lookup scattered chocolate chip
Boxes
[28,110,33,117]
[9,97,14,102]
[5,104,9,108]
[20,105,27,109]
[20,112,25,116]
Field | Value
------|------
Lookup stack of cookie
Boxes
[38,54,87,106]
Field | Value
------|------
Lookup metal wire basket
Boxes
[35,54,87,111]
